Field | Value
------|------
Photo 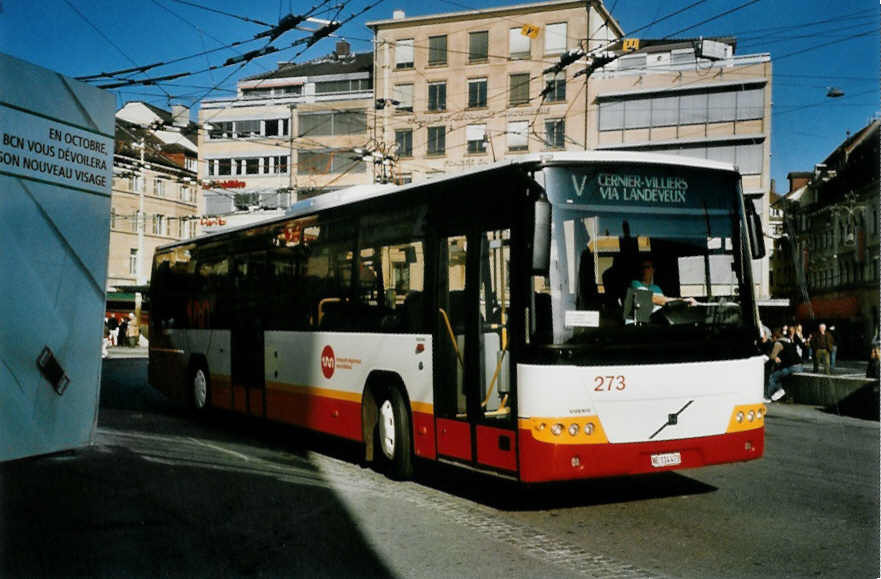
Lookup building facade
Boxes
[586,37,773,296]
[367,0,623,183]
[773,119,880,357]
[109,102,199,295]
[198,42,373,232]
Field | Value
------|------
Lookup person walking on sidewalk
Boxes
[811,323,834,375]
[766,328,802,402]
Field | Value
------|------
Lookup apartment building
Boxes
[198,41,373,230]
[109,102,199,294]
[773,119,880,356]
[367,0,623,183]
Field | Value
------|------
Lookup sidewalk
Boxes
[105,344,148,359]
[781,359,879,421]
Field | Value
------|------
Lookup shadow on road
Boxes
[411,461,717,511]
[0,358,394,578]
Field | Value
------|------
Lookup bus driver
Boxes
[631,257,697,309]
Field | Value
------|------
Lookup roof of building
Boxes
[114,119,197,174]
[243,51,372,82]
[367,0,624,36]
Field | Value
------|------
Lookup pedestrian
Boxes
[810,323,834,375]
[126,312,139,347]
[795,324,809,362]
[107,315,119,346]
[867,346,880,380]
[787,325,805,361]
[828,325,838,369]
[118,315,129,348]
[102,326,110,359]
[766,328,802,402]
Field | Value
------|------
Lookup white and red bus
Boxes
[149,152,768,482]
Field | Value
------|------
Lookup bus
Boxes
[149,151,768,482]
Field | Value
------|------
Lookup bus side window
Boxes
[357,241,424,333]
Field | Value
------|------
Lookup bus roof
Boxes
[156,151,738,253]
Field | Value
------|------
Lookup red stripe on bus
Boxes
[436,418,471,461]
[517,428,764,483]
[264,387,362,441]
[412,411,437,460]
[476,424,517,472]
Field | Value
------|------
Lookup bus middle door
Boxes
[434,230,516,474]
[231,252,267,417]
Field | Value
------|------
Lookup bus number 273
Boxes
[594,375,626,391]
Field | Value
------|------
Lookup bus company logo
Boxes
[320,345,335,379]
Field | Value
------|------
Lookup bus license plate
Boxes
[651,452,682,468]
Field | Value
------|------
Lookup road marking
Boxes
[187,437,252,461]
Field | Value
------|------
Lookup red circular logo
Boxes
[320,345,335,379]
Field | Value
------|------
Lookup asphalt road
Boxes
[1,357,877,578]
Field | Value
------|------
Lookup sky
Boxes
[1,0,877,191]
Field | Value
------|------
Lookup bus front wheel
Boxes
[376,388,413,480]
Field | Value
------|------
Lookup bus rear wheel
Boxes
[189,363,210,411]
[376,388,413,480]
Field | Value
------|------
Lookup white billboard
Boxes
[0,53,114,461]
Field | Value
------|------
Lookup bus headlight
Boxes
[551,423,564,436]
[568,423,579,436]
[747,410,756,422]
[736,411,745,423]
[584,422,595,436]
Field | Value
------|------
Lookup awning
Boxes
[795,296,859,319]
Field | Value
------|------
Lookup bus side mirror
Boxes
[747,209,766,260]
[531,199,551,274]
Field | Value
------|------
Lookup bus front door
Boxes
[435,231,516,474]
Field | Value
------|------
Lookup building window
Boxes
[545,119,565,148]
[544,22,567,54]
[235,120,261,138]
[153,179,166,196]
[298,110,367,136]
[315,78,371,95]
[397,173,413,185]
[393,84,413,112]
[428,82,447,112]
[218,159,232,176]
[427,126,446,155]
[268,155,288,175]
[395,129,413,157]
[428,35,447,66]
[395,38,414,69]
[264,118,289,136]
[298,150,366,175]
[617,54,647,70]
[507,120,528,151]
[209,121,233,139]
[152,214,167,236]
[468,78,487,108]
[469,31,489,63]
[130,175,144,192]
[129,249,138,275]
[542,73,566,102]
[509,27,530,59]
[509,73,530,105]
[598,86,766,130]
[180,186,192,203]
[466,124,486,154]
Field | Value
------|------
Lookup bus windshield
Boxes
[536,163,755,352]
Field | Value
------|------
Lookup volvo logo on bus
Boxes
[321,345,335,379]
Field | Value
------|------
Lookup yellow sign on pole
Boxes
[622,38,640,52]
[521,24,540,39]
